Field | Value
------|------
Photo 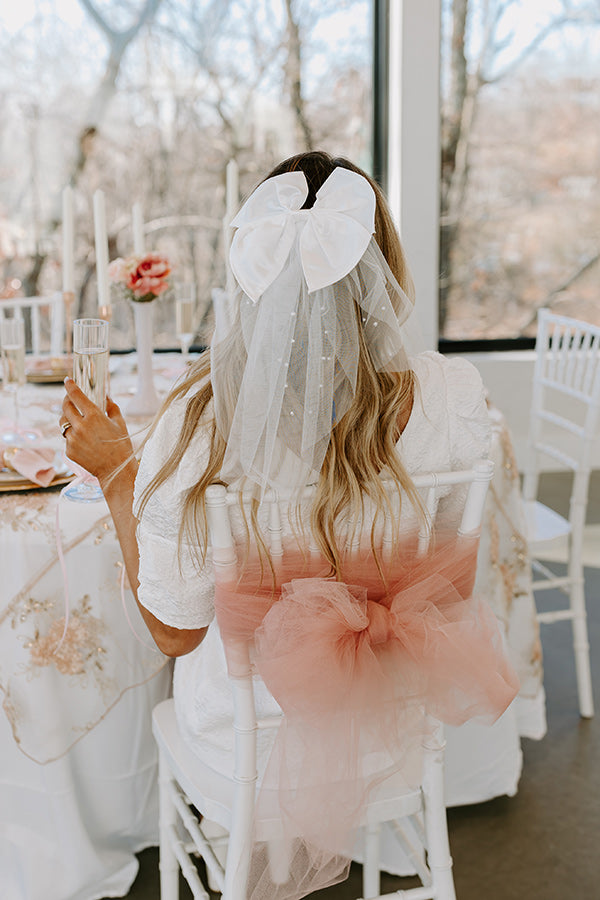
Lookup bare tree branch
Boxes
[79,0,164,44]
[440,0,600,331]
[64,0,165,191]
[483,16,570,83]
[77,0,118,40]
[284,0,314,150]
[28,0,166,296]
[443,0,468,161]
[158,0,234,69]
[518,253,600,334]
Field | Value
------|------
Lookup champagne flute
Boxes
[175,282,196,364]
[0,316,26,441]
[63,317,110,502]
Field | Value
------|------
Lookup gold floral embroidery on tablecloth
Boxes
[12,594,56,629]
[488,483,531,613]
[3,493,56,540]
[28,595,107,678]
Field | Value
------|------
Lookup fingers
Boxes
[62,395,84,424]
[106,397,130,436]
[106,396,124,419]
[63,376,101,416]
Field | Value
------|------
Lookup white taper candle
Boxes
[93,189,110,312]
[225,159,239,224]
[62,186,75,294]
[132,202,145,256]
[224,159,239,296]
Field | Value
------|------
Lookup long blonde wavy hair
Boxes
[137,151,422,578]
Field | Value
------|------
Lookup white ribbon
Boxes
[229,168,376,301]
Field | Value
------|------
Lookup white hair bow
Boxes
[229,168,376,301]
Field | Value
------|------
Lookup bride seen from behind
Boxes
[60,149,518,900]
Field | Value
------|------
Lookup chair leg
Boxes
[422,732,456,900]
[570,575,594,718]
[158,753,180,900]
[202,820,229,892]
[267,833,293,885]
[223,780,255,900]
[362,823,381,899]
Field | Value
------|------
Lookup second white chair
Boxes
[0,292,64,357]
[523,309,600,718]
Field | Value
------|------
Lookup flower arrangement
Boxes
[108,253,171,303]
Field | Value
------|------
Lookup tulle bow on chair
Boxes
[214,535,519,899]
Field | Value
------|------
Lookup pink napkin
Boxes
[2,446,56,487]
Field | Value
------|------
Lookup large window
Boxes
[440,0,600,342]
[0,0,373,350]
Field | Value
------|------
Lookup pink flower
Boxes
[109,253,171,302]
[108,257,136,285]
[127,254,171,300]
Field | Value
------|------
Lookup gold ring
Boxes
[60,421,72,437]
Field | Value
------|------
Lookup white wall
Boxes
[460,352,535,470]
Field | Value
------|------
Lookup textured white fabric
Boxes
[135,351,492,776]
[134,403,216,631]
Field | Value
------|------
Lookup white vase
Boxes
[127,301,160,417]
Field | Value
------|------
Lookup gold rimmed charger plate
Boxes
[26,357,72,384]
[0,467,74,493]
[26,371,70,384]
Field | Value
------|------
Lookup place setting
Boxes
[0,316,73,492]
[25,355,73,384]
[0,445,73,493]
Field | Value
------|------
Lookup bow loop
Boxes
[229,168,376,301]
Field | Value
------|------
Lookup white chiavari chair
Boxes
[152,460,494,900]
[523,309,600,718]
[0,292,64,357]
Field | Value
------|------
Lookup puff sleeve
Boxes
[443,357,492,468]
[133,397,216,630]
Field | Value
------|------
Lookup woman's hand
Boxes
[60,377,134,487]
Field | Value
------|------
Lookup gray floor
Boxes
[120,471,600,900]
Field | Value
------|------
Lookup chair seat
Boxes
[524,500,571,553]
[152,699,423,841]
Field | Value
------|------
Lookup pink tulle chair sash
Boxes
[214,534,519,900]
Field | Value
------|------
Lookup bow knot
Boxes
[229,168,376,301]
[364,600,393,646]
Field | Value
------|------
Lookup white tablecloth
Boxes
[446,403,548,806]
[0,358,546,897]
[0,357,182,900]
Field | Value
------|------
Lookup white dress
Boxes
[134,351,491,776]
